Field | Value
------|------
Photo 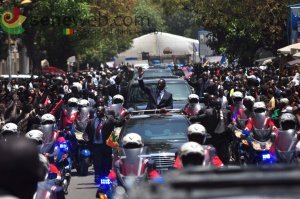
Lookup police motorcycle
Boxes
[96,133,156,199]
[240,102,277,165]
[230,95,254,164]
[52,136,72,195]
[58,98,81,176]
[39,113,72,195]
[25,131,65,199]
[275,113,300,164]
[74,99,92,176]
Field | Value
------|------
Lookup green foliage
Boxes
[134,0,166,34]
[160,0,300,67]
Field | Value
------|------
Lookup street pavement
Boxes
[66,167,98,199]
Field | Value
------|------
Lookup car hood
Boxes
[145,141,185,154]
[129,100,187,110]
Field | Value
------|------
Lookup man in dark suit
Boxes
[189,72,217,97]
[138,68,173,110]
[108,74,127,99]
[190,98,232,165]
[84,106,124,182]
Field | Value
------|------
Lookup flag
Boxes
[63,28,74,36]
[106,131,119,149]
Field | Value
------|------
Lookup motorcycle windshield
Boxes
[184,103,201,116]
[108,104,123,116]
[80,107,90,121]
[119,148,147,176]
[41,124,55,144]
[276,130,297,152]
[236,118,248,129]
[253,128,272,142]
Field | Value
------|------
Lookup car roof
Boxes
[132,78,188,84]
[129,113,188,120]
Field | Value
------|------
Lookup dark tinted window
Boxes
[128,82,191,102]
[122,117,188,143]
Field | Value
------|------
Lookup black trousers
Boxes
[209,132,230,165]
[90,144,112,178]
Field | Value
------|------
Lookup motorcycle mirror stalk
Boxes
[270,132,276,143]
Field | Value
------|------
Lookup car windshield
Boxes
[143,69,173,78]
[129,82,191,103]
[122,117,188,143]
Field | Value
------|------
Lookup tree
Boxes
[160,0,300,67]
[1,0,139,70]
[134,0,166,34]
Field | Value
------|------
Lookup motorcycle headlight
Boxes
[234,129,242,138]
[59,143,68,151]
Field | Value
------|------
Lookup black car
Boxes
[118,112,190,173]
[130,166,300,199]
[125,78,193,110]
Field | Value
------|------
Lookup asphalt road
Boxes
[66,167,98,199]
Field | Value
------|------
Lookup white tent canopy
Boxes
[278,43,300,54]
[116,32,199,63]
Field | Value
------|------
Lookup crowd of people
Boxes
[0,61,299,198]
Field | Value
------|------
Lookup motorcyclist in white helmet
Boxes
[76,99,92,131]
[243,102,278,136]
[174,124,223,169]
[276,113,300,163]
[179,142,205,167]
[51,97,79,131]
[108,94,128,118]
[182,94,202,116]
[25,129,44,147]
[0,123,18,141]
[230,91,244,115]
[107,133,160,182]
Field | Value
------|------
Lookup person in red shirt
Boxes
[173,124,223,169]
[108,133,160,182]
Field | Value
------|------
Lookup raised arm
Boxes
[138,67,151,95]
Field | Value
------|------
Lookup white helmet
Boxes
[188,94,199,102]
[122,133,143,148]
[0,123,18,140]
[280,113,297,130]
[41,113,56,124]
[232,91,243,103]
[187,124,206,136]
[180,142,205,157]
[244,95,255,103]
[1,123,18,135]
[78,99,90,107]
[233,91,243,98]
[25,130,44,143]
[72,82,82,92]
[113,94,124,105]
[253,102,266,112]
[68,97,78,108]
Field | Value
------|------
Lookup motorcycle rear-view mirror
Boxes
[271,132,276,143]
